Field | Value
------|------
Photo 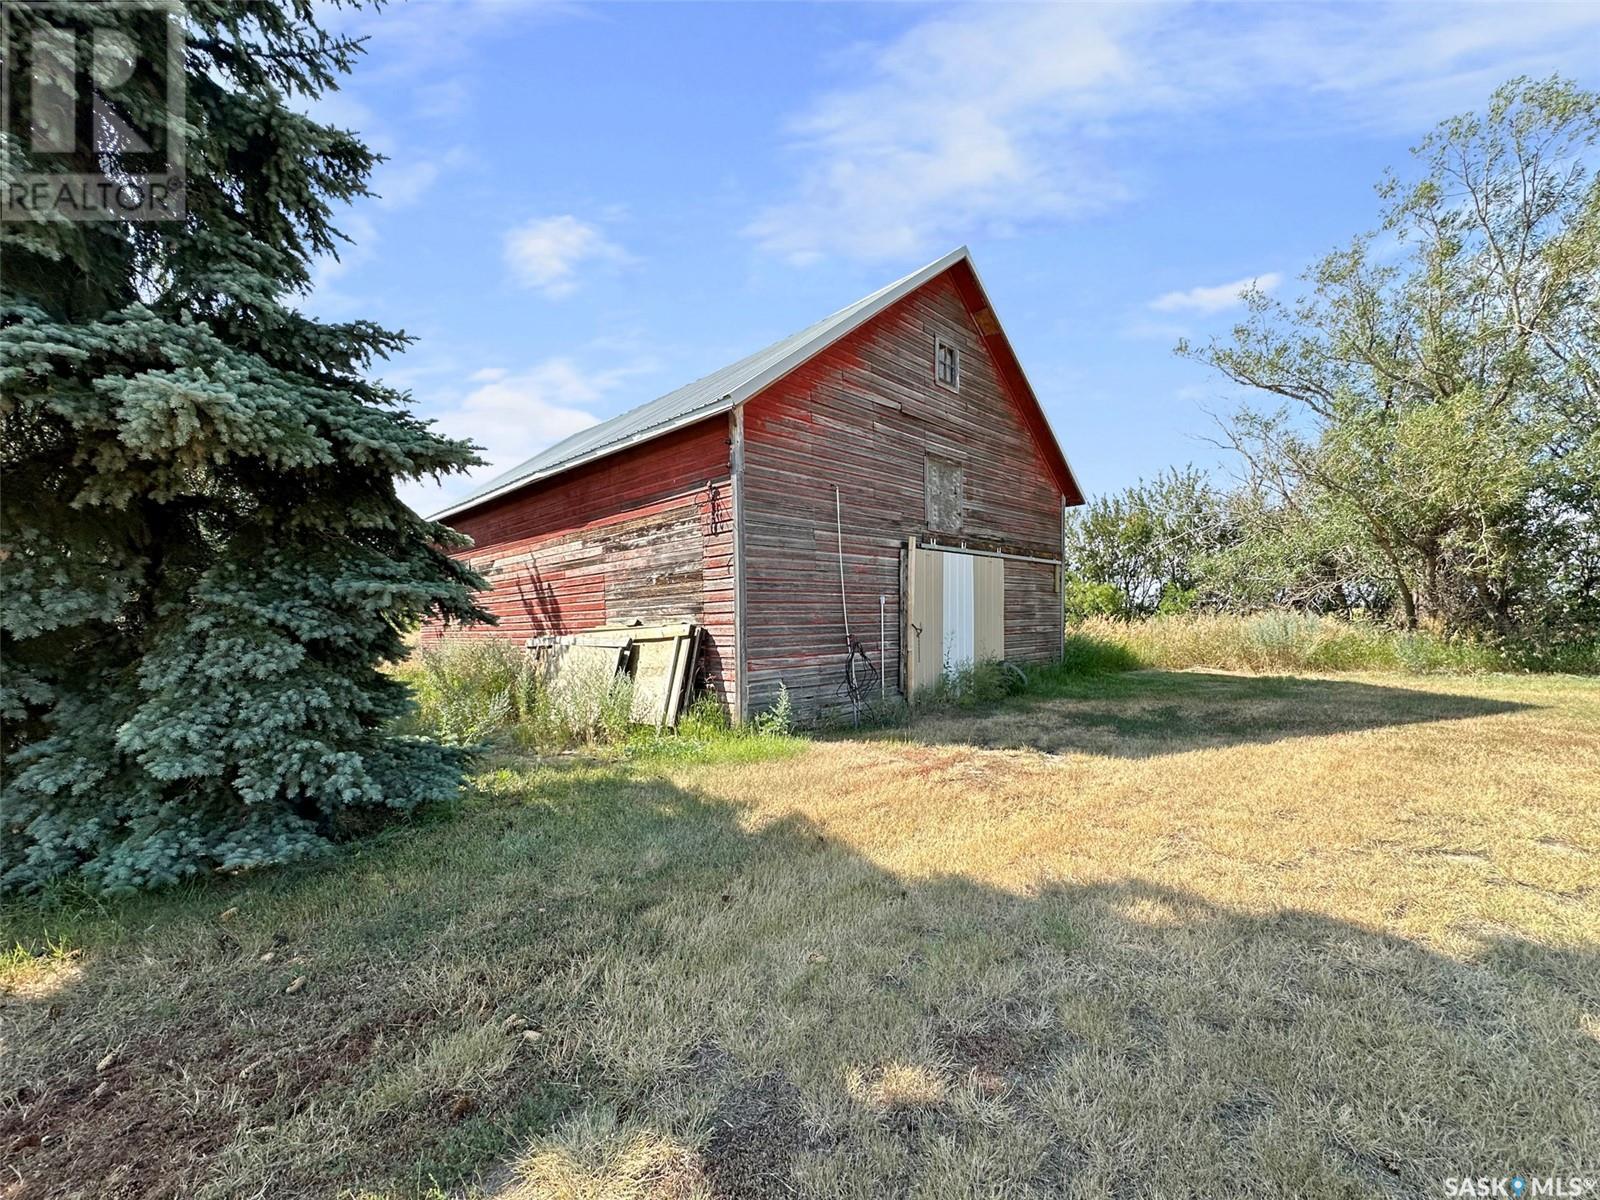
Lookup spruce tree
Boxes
[1,2,489,893]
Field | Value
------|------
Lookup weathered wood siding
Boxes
[740,269,1065,715]
[424,419,737,707]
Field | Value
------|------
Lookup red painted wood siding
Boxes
[740,269,1065,715]
[423,418,736,707]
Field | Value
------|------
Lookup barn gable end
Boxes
[737,264,1067,716]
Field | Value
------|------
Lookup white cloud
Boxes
[372,159,441,208]
[748,2,1600,264]
[746,5,1139,264]
[1150,273,1281,315]
[504,215,629,298]
[441,360,606,460]
[399,355,652,515]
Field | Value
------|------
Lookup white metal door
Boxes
[908,544,1008,699]
[941,549,974,672]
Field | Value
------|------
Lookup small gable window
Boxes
[934,335,960,390]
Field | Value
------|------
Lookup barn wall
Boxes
[1002,558,1063,665]
[740,270,1066,716]
[424,418,736,707]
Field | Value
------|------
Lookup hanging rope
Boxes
[838,636,879,715]
[835,486,850,644]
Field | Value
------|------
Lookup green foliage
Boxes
[1155,582,1198,616]
[1179,76,1600,639]
[1,4,488,894]
[1199,486,1395,616]
[1064,469,1396,623]
[1062,466,1225,618]
[1060,631,1145,675]
[631,692,807,765]
[1062,614,1593,677]
[1064,578,1126,622]
[395,641,632,753]
[594,673,639,747]
[400,641,538,748]
[675,694,734,740]
[926,659,1029,708]
[752,683,795,737]
[1065,79,1600,656]
[394,642,812,760]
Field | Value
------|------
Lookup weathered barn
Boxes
[425,246,1084,719]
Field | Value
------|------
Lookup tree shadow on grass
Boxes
[2,755,1594,1199]
[861,669,1534,759]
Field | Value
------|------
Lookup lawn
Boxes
[4,668,1598,1199]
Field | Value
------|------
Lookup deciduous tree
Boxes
[1181,77,1600,635]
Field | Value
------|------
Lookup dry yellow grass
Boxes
[3,667,1597,1199]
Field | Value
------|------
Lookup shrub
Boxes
[752,683,794,737]
[396,641,639,753]
[1064,577,1126,622]
[595,674,639,746]
[926,659,1029,709]
[1061,632,1145,675]
[404,641,539,747]
[630,692,808,764]
[676,694,733,740]
[1510,638,1600,675]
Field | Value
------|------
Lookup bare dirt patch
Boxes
[0,1035,235,1200]
[703,1073,825,1200]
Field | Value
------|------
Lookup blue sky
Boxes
[303,1,1600,514]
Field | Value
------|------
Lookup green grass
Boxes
[4,668,1597,1199]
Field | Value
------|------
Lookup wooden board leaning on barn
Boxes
[526,621,701,730]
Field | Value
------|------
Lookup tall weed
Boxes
[1063,613,1595,676]
[401,640,538,746]
[395,640,808,758]
[925,659,1028,709]
[397,640,637,751]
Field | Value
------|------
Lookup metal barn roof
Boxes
[431,246,1079,520]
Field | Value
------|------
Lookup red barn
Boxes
[425,247,1084,720]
